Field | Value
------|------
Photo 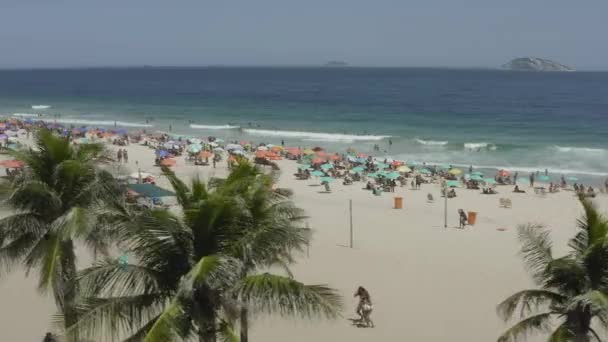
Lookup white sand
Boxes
[1,135,607,341]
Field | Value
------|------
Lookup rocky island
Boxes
[502,57,574,72]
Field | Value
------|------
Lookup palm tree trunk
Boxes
[240,307,249,342]
[60,240,79,342]
[574,334,590,342]
[198,311,217,342]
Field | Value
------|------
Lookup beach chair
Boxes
[499,198,512,208]
[427,193,434,203]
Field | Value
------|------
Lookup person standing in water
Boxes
[529,173,535,187]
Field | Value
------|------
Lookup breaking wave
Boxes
[190,124,240,130]
[415,138,448,146]
[243,129,390,142]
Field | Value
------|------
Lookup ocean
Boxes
[1,67,607,182]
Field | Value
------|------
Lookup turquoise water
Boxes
[1,67,607,182]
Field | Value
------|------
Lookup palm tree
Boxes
[218,162,314,342]
[0,129,118,340]
[497,197,608,342]
[72,164,342,342]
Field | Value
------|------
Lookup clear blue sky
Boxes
[1,0,606,69]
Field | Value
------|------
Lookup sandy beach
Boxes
[1,131,607,342]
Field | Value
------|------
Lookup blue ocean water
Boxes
[1,67,607,180]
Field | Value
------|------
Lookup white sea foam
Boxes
[53,118,154,128]
[554,146,605,154]
[415,138,448,146]
[464,142,497,150]
[12,113,41,117]
[31,105,50,110]
[243,128,390,142]
[190,124,240,130]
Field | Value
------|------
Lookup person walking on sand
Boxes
[529,173,535,187]
[123,149,129,163]
[117,149,123,163]
[354,286,374,328]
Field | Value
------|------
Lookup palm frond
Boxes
[547,323,574,342]
[497,289,565,321]
[497,312,553,342]
[143,296,190,342]
[234,273,342,319]
[517,224,553,284]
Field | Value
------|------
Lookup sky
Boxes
[0,0,606,69]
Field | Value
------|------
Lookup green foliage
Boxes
[497,198,608,342]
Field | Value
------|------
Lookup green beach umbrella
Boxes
[538,175,551,182]
[320,177,335,183]
[418,168,431,175]
[446,180,460,188]
[406,160,419,167]
[375,163,389,169]
[483,178,497,185]
[298,164,313,171]
[472,171,484,176]
[470,174,484,181]
[321,163,334,170]
[311,170,325,177]
[385,172,401,180]
[351,166,365,173]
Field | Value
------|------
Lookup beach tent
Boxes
[127,184,175,198]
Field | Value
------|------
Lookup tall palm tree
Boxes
[72,164,341,342]
[0,129,117,339]
[219,162,313,342]
[497,197,608,342]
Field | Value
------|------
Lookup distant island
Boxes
[502,57,574,72]
[324,61,349,67]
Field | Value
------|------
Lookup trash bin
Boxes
[468,211,477,225]
[394,197,403,209]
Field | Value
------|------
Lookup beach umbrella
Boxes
[188,144,202,153]
[311,170,325,177]
[385,172,401,180]
[302,149,315,155]
[356,153,367,158]
[320,163,333,170]
[375,163,389,170]
[0,134,7,139]
[470,174,484,181]
[226,143,243,151]
[285,147,301,156]
[199,150,213,159]
[418,168,431,175]
[446,180,460,188]
[471,171,484,176]
[190,138,202,145]
[498,169,510,177]
[397,166,411,173]
[213,147,224,152]
[255,150,267,158]
[351,166,366,173]
[329,154,341,161]
[538,175,551,182]
[449,168,462,175]
[270,146,283,152]
[298,164,313,171]
[312,146,324,152]
[320,177,335,183]
[157,150,170,158]
[0,160,24,168]
[567,176,578,181]
[391,160,404,167]
[257,146,268,151]
[231,150,245,155]
[483,178,497,185]
[406,160,419,167]
[160,158,176,167]
[311,158,324,165]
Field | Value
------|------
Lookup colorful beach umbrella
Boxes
[396,166,411,173]
[449,168,462,175]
